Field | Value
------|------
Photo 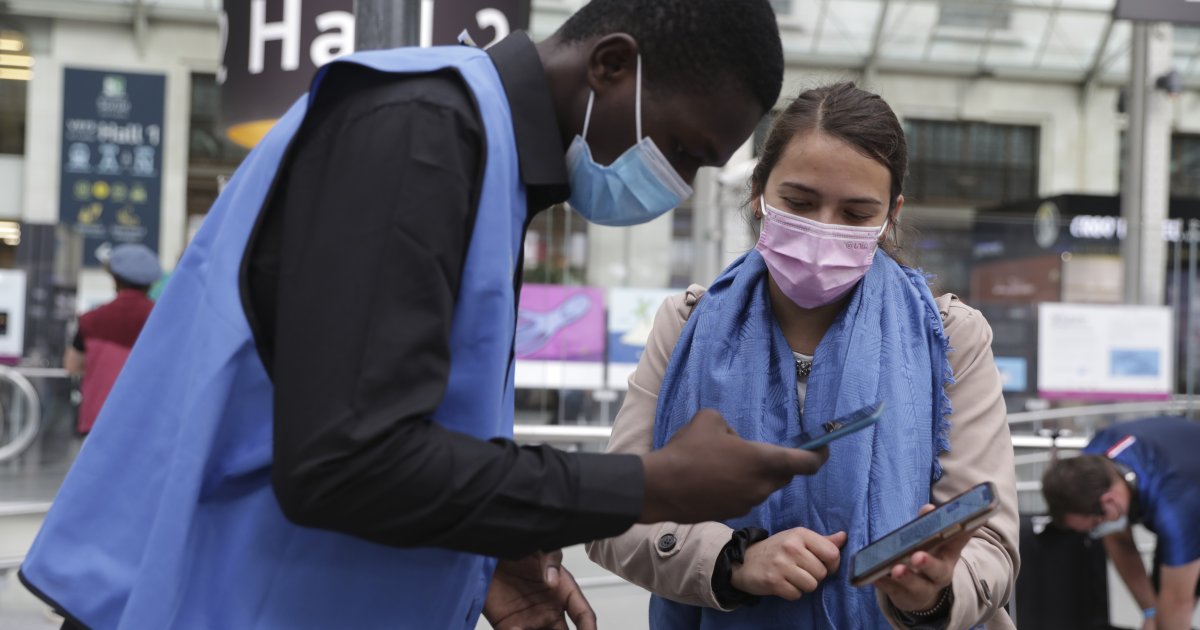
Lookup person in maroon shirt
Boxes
[64,244,161,435]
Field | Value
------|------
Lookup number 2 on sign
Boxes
[475,8,510,48]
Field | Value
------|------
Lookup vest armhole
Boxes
[237,133,300,378]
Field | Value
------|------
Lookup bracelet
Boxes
[904,586,953,619]
[1143,607,1157,619]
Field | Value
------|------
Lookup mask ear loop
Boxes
[584,55,641,143]
[881,208,900,246]
[582,91,595,142]
[635,54,643,142]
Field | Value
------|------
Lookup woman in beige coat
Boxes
[587,83,1018,629]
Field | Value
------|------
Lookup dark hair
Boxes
[1042,455,1116,524]
[752,82,907,211]
[556,0,783,114]
[748,82,909,260]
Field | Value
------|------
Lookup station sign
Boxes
[1116,0,1200,26]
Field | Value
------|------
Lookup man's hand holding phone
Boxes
[639,409,829,525]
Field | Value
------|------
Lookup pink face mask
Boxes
[754,197,889,309]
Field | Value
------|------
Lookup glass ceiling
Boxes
[16,0,1200,87]
[766,0,1200,86]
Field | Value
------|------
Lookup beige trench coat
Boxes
[586,287,1020,629]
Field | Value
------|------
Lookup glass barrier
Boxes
[0,372,76,505]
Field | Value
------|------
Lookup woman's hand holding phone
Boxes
[730,528,848,600]
[872,503,978,614]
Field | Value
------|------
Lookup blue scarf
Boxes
[650,249,953,629]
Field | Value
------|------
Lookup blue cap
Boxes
[109,244,162,286]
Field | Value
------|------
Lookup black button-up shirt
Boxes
[242,33,643,559]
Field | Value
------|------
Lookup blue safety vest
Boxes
[21,45,525,629]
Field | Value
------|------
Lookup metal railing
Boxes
[1007,398,1200,426]
[1,401,1193,593]
[514,424,612,445]
[0,366,45,463]
[4,400,1196,508]
[0,501,53,517]
[513,398,1200,446]
[513,401,1200,516]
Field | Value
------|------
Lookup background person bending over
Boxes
[22,2,830,629]
[1043,416,1200,630]
[63,243,160,436]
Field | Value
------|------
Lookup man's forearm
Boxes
[1157,560,1200,630]
[1105,533,1157,609]
[64,347,84,375]
[1155,596,1195,630]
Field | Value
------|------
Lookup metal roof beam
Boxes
[1083,16,1117,86]
[935,0,1109,16]
[1033,0,1066,68]
[3,0,217,25]
[976,0,1010,72]
[784,49,1191,89]
[864,0,893,84]
[811,0,833,54]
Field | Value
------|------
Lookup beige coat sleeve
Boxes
[877,295,1021,630]
[584,285,738,611]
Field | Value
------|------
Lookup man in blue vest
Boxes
[22,1,830,628]
[1043,416,1200,630]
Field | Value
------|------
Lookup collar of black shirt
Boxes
[486,32,570,215]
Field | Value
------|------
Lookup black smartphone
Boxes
[850,481,1000,587]
[795,402,884,450]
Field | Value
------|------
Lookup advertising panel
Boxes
[59,69,164,266]
[514,284,605,389]
[1038,303,1174,400]
[606,288,678,389]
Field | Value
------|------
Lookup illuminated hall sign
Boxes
[220,0,530,148]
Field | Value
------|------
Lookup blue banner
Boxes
[59,68,164,267]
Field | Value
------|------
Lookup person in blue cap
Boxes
[21,2,831,629]
[1042,416,1200,630]
[63,243,161,436]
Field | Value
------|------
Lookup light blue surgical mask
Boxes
[1089,514,1129,539]
[565,56,693,226]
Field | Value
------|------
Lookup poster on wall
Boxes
[1038,303,1174,401]
[514,284,605,389]
[59,68,164,267]
[993,356,1028,393]
[606,288,679,389]
[0,270,26,362]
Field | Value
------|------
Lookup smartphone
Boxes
[795,402,885,450]
[850,481,1000,587]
